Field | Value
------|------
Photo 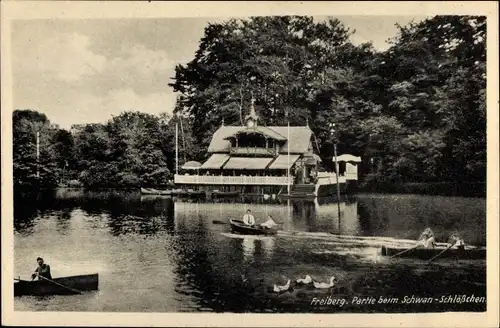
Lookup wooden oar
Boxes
[389,244,421,258]
[427,244,454,263]
[38,275,82,294]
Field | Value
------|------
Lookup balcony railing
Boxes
[229,146,276,156]
[175,174,293,185]
[317,171,358,182]
[316,173,347,186]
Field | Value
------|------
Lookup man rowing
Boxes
[242,209,255,226]
[260,215,277,229]
[448,232,466,250]
[415,228,436,248]
[31,257,52,281]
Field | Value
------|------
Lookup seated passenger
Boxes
[448,232,465,250]
[242,209,255,226]
[415,228,436,248]
[260,215,277,229]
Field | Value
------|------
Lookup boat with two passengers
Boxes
[380,245,486,260]
[229,219,278,236]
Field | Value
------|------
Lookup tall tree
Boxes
[13,110,62,190]
[169,16,373,162]
[382,15,486,182]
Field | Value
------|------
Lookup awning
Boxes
[182,161,202,170]
[223,157,273,170]
[336,154,362,163]
[200,154,230,169]
[268,154,300,170]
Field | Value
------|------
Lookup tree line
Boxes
[13,15,486,191]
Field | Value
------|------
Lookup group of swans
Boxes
[272,275,337,293]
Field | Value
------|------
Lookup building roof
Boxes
[200,154,230,169]
[268,154,300,170]
[208,126,313,154]
[223,126,286,141]
[223,157,274,170]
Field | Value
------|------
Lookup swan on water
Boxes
[273,279,291,293]
[313,276,336,289]
[296,275,313,284]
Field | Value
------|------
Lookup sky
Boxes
[11,16,426,129]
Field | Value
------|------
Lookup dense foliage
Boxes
[13,110,186,189]
[13,110,66,191]
[13,15,486,190]
[170,15,486,185]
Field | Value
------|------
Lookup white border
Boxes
[2,1,498,327]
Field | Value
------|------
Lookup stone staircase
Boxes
[288,184,316,197]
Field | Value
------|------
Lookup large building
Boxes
[174,99,359,197]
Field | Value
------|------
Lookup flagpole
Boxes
[329,123,342,228]
[175,119,179,175]
[333,142,342,228]
[36,131,40,179]
[287,120,290,195]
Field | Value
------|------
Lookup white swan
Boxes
[296,275,313,284]
[273,279,291,293]
[313,276,336,289]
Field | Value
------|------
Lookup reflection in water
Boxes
[55,210,72,235]
[13,190,486,312]
[242,238,256,261]
[354,194,486,245]
[14,191,487,245]
[260,237,276,258]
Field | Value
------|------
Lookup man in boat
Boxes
[31,257,52,281]
[260,215,277,229]
[448,232,466,250]
[242,209,256,226]
[415,228,436,248]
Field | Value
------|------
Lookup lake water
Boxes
[13,191,487,313]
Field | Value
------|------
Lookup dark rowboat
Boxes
[186,189,206,197]
[141,188,190,196]
[229,219,278,236]
[14,273,99,297]
[278,193,316,199]
[141,187,173,195]
[380,246,486,260]
[212,190,240,197]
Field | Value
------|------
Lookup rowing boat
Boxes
[140,187,190,196]
[380,246,486,260]
[229,219,278,236]
[141,187,174,195]
[14,273,99,296]
[185,189,206,197]
[212,190,240,197]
